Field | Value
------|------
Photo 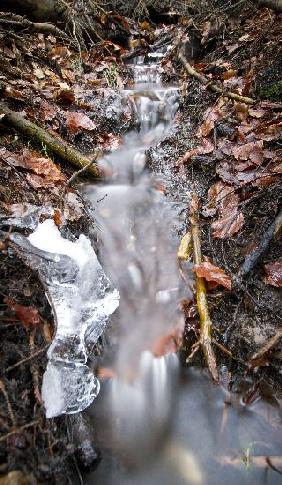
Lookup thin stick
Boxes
[0,420,40,442]
[249,327,282,363]
[0,379,17,427]
[5,344,49,373]
[190,196,219,382]
[237,209,282,279]
[179,52,255,105]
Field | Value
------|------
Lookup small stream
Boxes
[83,51,282,484]
[8,47,282,484]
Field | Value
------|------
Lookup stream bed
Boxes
[82,51,282,484]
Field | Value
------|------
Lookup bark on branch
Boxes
[256,0,282,12]
[0,14,70,40]
[179,52,255,105]
[0,103,101,178]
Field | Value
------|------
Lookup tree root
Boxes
[178,52,255,105]
[0,102,101,177]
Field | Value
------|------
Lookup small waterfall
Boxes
[83,47,184,464]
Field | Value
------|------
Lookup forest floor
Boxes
[0,2,281,484]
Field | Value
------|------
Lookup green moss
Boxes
[259,80,282,101]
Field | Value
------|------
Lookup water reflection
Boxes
[86,367,282,485]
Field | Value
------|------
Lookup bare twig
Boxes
[0,420,40,442]
[5,344,50,373]
[249,327,282,363]
[0,379,17,427]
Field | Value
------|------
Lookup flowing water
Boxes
[8,48,282,483]
[83,52,282,484]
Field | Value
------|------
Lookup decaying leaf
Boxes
[212,208,244,239]
[197,106,224,137]
[4,299,41,330]
[0,148,65,186]
[193,261,232,290]
[177,138,214,165]
[264,261,282,287]
[63,191,84,221]
[66,111,96,134]
[232,140,264,166]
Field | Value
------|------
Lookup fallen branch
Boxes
[179,52,255,105]
[0,14,71,41]
[237,209,282,280]
[256,0,282,12]
[186,196,219,382]
[0,103,101,177]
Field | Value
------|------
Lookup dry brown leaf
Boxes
[66,111,96,134]
[212,208,244,239]
[197,106,224,137]
[177,138,213,165]
[0,148,65,185]
[193,261,232,290]
[39,99,57,122]
[202,181,238,217]
[264,261,282,287]
[248,108,266,118]
[232,140,264,166]
[4,299,41,330]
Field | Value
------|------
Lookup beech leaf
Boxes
[194,261,232,290]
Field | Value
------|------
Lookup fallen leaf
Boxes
[232,140,264,166]
[177,138,214,165]
[212,208,244,239]
[202,181,238,217]
[39,99,57,121]
[248,108,266,118]
[194,261,232,290]
[0,147,65,186]
[66,111,96,134]
[5,299,41,330]
[264,261,282,287]
[197,106,224,137]
[222,69,237,80]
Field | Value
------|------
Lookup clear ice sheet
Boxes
[10,219,119,418]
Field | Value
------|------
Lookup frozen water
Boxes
[42,361,100,418]
[10,219,119,417]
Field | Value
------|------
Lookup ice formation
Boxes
[10,219,119,418]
